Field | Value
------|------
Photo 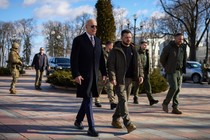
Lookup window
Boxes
[187,62,201,68]
[56,58,70,63]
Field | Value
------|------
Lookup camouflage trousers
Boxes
[10,68,20,93]
[95,77,116,104]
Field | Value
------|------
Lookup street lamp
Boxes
[127,14,143,45]
[205,17,209,62]
[127,19,130,29]
[133,14,137,45]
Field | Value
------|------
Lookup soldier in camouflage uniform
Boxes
[8,42,22,94]
[95,41,117,110]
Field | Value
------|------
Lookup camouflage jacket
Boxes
[8,48,22,70]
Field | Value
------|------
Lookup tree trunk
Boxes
[189,35,196,61]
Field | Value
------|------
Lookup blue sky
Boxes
[0,0,162,22]
[0,0,163,56]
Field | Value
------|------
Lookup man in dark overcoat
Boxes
[70,19,107,137]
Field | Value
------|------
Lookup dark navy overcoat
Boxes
[70,33,107,98]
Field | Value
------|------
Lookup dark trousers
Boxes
[35,69,44,87]
[133,74,154,101]
[76,97,94,129]
[163,70,182,108]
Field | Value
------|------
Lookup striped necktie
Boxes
[91,36,95,46]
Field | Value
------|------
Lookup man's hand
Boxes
[19,61,22,65]
[102,76,107,84]
[138,77,144,84]
[75,76,84,85]
[110,79,117,86]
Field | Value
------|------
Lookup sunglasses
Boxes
[90,25,97,28]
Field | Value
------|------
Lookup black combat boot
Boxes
[149,99,159,106]
[133,97,139,104]
[172,107,182,114]
[110,103,117,110]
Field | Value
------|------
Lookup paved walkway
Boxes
[0,70,210,140]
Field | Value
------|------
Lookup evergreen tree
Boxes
[95,0,116,44]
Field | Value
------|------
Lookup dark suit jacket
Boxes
[31,53,49,72]
[70,33,107,98]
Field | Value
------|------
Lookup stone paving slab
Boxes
[0,70,210,140]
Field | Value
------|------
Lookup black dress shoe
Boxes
[95,103,102,107]
[87,128,99,137]
[149,99,159,106]
[110,103,117,110]
[74,121,84,129]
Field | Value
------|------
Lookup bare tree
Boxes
[75,13,91,35]
[113,7,127,39]
[145,17,161,68]
[159,0,210,61]
[0,22,16,67]
[15,18,36,65]
[155,15,185,37]
[63,13,92,57]
[43,13,91,58]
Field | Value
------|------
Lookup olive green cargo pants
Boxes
[112,78,133,126]
[163,70,182,108]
